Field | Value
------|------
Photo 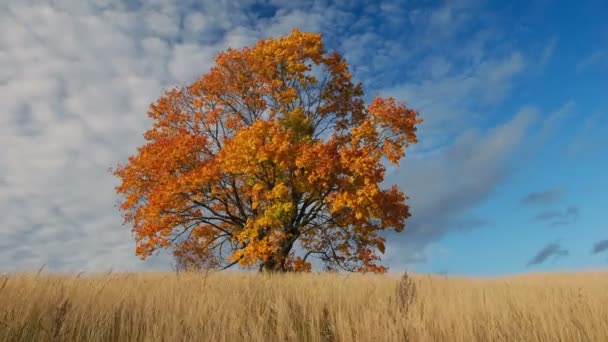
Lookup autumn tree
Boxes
[113,29,422,273]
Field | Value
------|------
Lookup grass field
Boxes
[0,270,606,341]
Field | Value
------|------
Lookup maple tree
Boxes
[113,29,422,273]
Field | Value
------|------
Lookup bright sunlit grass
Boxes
[1,270,606,341]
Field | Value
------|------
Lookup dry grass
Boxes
[0,270,607,341]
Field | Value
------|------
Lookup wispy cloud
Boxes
[382,51,527,152]
[538,37,558,70]
[527,242,569,267]
[567,111,608,158]
[521,189,563,206]
[591,240,608,254]
[576,49,608,73]
[532,206,579,226]
[384,106,538,267]
[535,102,576,147]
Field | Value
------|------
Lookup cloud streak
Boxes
[591,240,608,254]
[383,107,538,268]
[521,189,563,206]
[576,49,608,73]
[527,243,569,267]
[567,111,608,158]
[532,206,579,227]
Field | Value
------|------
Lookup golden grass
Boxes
[1,270,607,341]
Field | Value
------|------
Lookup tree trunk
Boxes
[261,234,297,272]
[262,258,283,272]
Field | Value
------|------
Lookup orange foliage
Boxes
[113,29,422,273]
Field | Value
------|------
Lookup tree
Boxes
[112,29,422,273]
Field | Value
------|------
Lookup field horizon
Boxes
[1,269,606,341]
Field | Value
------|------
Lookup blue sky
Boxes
[1,0,606,275]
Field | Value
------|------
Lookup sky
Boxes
[1,0,606,276]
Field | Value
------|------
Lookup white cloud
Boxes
[0,0,266,272]
[184,12,209,34]
[144,10,180,39]
[168,43,216,83]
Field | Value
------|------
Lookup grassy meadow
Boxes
[0,270,607,341]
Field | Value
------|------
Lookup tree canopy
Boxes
[113,29,422,273]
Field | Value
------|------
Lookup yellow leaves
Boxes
[251,182,265,209]
[277,87,298,104]
[271,202,295,222]
[280,107,314,141]
[255,200,295,228]
[351,118,377,141]
[269,182,289,200]
[218,120,300,179]
[230,213,293,267]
